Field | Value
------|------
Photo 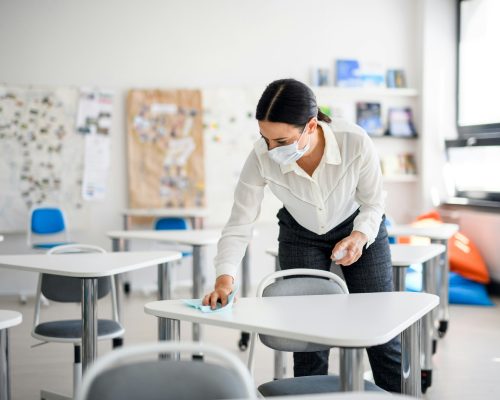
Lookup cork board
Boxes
[126,89,205,214]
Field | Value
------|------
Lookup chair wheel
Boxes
[192,354,204,361]
[238,332,250,351]
[438,320,448,338]
[421,369,432,393]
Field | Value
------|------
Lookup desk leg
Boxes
[170,319,181,360]
[123,215,129,231]
[421,260,435,392]
[433,239,450,337]
[158,262,173,341]
[430,256,439,353]
[82,278,98,375]
[401,319,422,397]
[111,238,123,324]
[392,266,407,292]
[192,217,204,230]
[192,246,203,342]
[121,217,132,295]
[339,348,364,391]
[0,329,11,400]
[238,246,252,351]
[242,245,251,298]
[274,351,287,380]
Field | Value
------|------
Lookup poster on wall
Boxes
[126,89,205,210]
[82,133,111,201]
[76,88,113,135]
[0,85,85,231]
[77,89,113,200]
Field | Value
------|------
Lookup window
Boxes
[445,137,500,207]
[457,0,500,137]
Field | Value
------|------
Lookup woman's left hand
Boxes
[331,231,368,266]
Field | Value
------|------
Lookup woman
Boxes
[202,78,401,392]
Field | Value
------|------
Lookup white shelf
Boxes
[383,175,418,183]
[370,135,418,140]
[312,86,419,98]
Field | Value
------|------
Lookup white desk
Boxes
[0,310,22,400]
[108,229,255,349]
[0,252,181,374]
[387,224,459,338]
[390,244,445,268]
[107,230,220,343]
[266,244,444,390]
[145,292,439,397]
[389,244,445,392]
[240,393,412,400]
[122,208,209,230]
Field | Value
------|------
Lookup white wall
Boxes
[0,0,424,294]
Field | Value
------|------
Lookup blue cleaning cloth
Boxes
[183,285,239,313]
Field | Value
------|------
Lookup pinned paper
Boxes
[184,285,239,313]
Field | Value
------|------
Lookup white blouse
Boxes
[214,119,385,278]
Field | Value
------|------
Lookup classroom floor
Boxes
[2,289,500,400]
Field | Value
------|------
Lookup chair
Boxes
[32,244,124,400]
[154,217,193,257]
[247,268,384,396]
[75,342,257,400]
[27,206,72,249]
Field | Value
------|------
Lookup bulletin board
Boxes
[0,85,86,232]
[202,88,266,224]
[126,89,205,210]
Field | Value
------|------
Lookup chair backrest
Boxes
[31,207,66,234]
[32,244,120,335]
[76,342,256,400]
[27,205,70,246]
[247,269,348,373]
[42,244,111,302]
[154,217,189,230]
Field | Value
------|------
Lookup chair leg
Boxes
[112,337,124,348]
[73,345,82,396]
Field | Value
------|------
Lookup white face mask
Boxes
[267,125,311,165]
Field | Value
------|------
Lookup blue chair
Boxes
[384,215,397,244]
[154,217,192,258]
[27,206,72,249]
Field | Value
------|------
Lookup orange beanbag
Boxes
[398,210,490,284]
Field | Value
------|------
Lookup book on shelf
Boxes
[311,67,330,86]
[335,59,385,88]
[387,107,417,137]
[386,69,407,88]
[356,102,384,136]
[380,153,417,177]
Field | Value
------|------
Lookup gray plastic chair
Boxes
[31,244,124,400]
[247,268,385,396]
[75,342,257,400]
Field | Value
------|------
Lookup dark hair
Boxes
[256,78,332,127]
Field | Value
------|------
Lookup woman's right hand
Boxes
[202,275,234,309]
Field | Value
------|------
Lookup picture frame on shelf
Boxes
[356,102,384,136]
[387,107,417,137]
[311,67,330,86]
[386,69,407,88]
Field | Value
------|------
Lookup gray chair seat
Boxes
[258,375,385,397]
[34,319,123,339]
[87,360,249,400]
